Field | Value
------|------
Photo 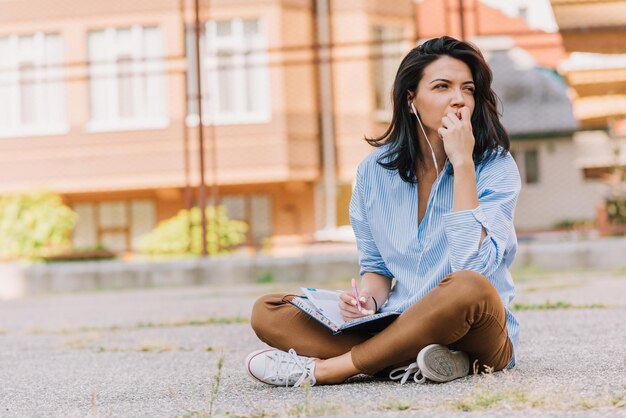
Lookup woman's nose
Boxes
[451,89,465,106]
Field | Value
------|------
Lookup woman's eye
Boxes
[434,84,447,89]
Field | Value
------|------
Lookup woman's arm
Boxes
[443,154,521,276]
[439,106,519,274]
[361,272,392,311]
[452,162,487,247]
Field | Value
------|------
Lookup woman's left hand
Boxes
[438,106,475,167]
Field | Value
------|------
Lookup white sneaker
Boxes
[245,348,317,387]
[417,344,469,383]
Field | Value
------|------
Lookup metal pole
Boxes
[180,0,193,255]
[194,0,208,256]
[412,0,421,44]
[204,0,219,251]
[458,0,466,40]
[315,0,337,232]
[182,70,192,212]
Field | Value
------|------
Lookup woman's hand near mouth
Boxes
[438,106,475,168]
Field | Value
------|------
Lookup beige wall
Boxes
[0,0,418,249]
[330,0,414,183]
[512,138,607,231]
[0,0,321,196]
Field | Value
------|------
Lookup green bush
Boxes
[137,206,248,256]
[606,199,626,225]
[552,218,594,230]
[0,191,77,260]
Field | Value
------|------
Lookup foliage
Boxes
[43,244,116,263]
[137,206,248,256]
[552,218,594,230]
[606,199,626,225]
[0,191,77,260]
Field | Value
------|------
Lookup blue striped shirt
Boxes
[350,144,521,368]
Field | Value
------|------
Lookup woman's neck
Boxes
[417,131,447,174]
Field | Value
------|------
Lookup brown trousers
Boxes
[250,270,513,376]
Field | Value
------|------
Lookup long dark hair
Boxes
[366,36,510,183]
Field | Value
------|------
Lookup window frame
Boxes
[371,24,406,122]
[186,17,271,126]
[0,32,68,138]
[86,25,169,132]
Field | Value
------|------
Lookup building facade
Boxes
[0,0,415,253]
[0,0,608,255]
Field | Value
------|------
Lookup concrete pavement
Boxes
[1,270,625,417]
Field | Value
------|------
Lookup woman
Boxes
[245,36,520,387]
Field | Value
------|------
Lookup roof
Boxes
[550,0,626,30]
[487,48,579,136]
[416,0,567,68]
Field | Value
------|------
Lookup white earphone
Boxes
[410,101,440,178]
[409,99,444,271]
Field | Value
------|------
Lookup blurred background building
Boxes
[0,0,623,256]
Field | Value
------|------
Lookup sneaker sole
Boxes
[417,344,469,383]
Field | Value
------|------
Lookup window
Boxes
[222,194,273,246]
[72,200,156,253]
[186,18,270,125]
[0,33,66,137]
[88,26,167,130]
[518,6,528,23]
[510,147,540,185]
[371,25,405,118]
[524,148,540,184]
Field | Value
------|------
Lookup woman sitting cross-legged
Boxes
[245,36,521,387]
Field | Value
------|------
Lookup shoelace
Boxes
[268,348,314,387]
[389,361,426,385]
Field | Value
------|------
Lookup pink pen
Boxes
[351,278,363,313]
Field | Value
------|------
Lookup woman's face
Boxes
[410,55,475,135]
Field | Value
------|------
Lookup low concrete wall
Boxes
[0,253,361,299]
[2,237,626,299]
[514,236,626,270]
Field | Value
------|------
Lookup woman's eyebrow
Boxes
[429,78,475,85]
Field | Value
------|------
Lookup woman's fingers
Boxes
[443,112,461,127]
[338,290,374,320]
[437,127,447,139]
[459,106,471,123]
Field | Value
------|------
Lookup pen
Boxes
[351,278,363,313]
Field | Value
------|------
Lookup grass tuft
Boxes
[382,400,412,411]
[208,353,225,417]
[453,390,504,411]
[511,300,606,311]
[256,272,274,284]
[29,316,248,335]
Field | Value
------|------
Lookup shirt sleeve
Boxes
[442,153,521,277]
[350,164,394,279]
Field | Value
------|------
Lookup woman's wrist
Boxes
[371,296,378,312]
[450,158,474,172]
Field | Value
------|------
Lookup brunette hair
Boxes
[366,36,510,183]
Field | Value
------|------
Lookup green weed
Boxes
[511,300,606,310]
[30,316,248,335]
[256,272,274,284]
[208,353,225,417]
[382,400,412,411]
[137,316,248,328]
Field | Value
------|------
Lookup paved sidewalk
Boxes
[1,270,625,417]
